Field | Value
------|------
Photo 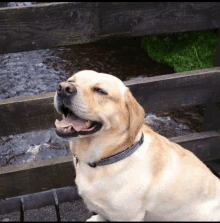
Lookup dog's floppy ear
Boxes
[125,88,145,144]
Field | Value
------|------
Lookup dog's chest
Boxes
[74,160,148,220]
[75,164,118,219]
[75,163,124,202]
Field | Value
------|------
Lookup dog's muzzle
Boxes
[54,81,102,138]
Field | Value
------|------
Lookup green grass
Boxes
[142,29,217,72]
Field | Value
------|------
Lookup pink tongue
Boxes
[55,117,88,132]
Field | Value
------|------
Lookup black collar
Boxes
[73,133,144,168]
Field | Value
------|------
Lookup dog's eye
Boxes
[93,87,108,95]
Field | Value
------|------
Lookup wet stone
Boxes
[59,199,92,222]
[24,205,57,222]
[0,212,20,222]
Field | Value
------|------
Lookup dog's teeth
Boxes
[67,126,72,131]
[86,121,92,128]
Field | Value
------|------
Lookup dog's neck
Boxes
[70,129,143,165]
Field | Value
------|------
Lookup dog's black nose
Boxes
[57,82,77,97]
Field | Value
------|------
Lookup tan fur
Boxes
[54,70,220,221]
[125,88,145,144]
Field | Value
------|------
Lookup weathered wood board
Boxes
[1,67,220,137]
[170,130,220,162]
[0,155,75,200]
[0,2,220,54]
[0,130,219,200]
[203,28,220,131]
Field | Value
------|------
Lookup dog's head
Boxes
[54,70,145,144]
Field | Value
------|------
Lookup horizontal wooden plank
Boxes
[0,155,75,200]
[204,159,220,178]
[125,67,220,114]
[0,92,61,137]
[169,130,220,162]
[0,2,220,54]
[1,67,220,137]
[0,130,219,200]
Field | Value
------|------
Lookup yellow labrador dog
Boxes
[54,70,220,221]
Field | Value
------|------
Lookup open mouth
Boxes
[55,104,102,138]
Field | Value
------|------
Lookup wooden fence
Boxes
[0,2,220,200]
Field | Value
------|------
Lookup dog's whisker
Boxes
[46,106,56,115]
